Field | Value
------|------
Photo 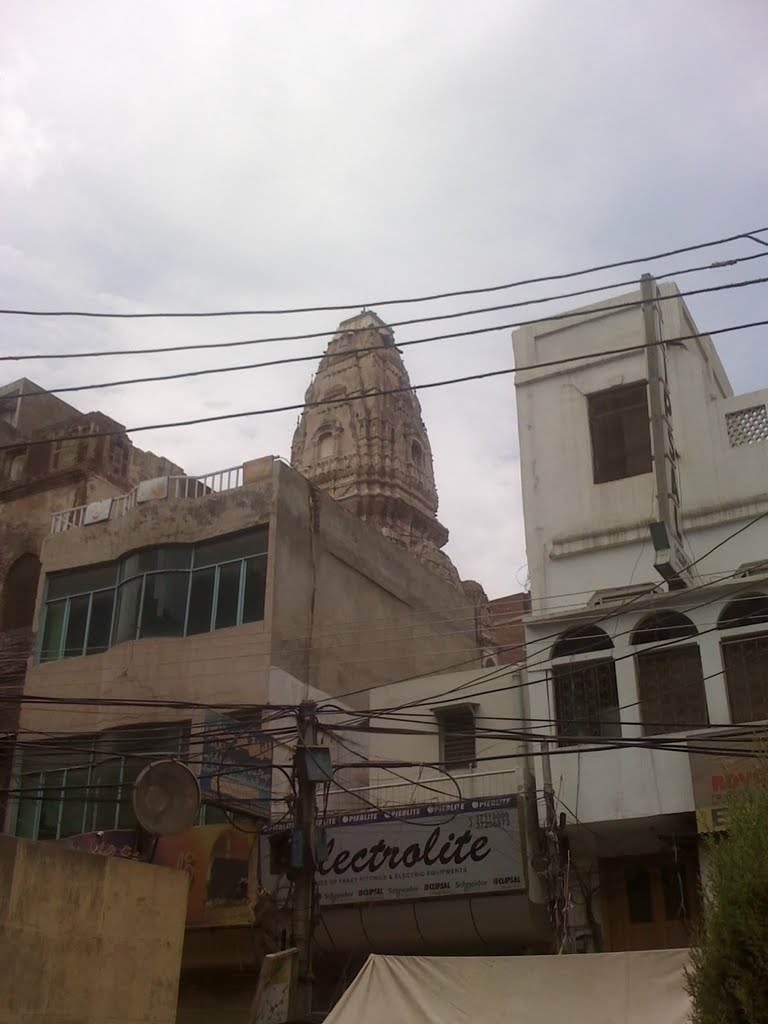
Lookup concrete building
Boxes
[513,279,768,952]
[261,663,551,1013]
[0,834,188,1023]
[489,591,530,664]
[5,453,488,1016]
[0,378,182,822]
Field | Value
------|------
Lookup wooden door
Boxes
[600,852,698,951]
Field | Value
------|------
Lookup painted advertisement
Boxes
[689,733,762,833]
[200,711,272,815]
[63,824,257,928]
[265,794,525,905]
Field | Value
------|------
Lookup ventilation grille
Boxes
[436,706,476,768]
[726,405,768,447]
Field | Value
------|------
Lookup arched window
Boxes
[550,624,618,745]
[631,611,697,645]
[317,432,335,460]
[718,592,768,630]
[551,624,613,659]
[1,553,41,630]
[411,440,424,467]
[7,450,26,481]
[718,591,768,723]
[631,611,707,734]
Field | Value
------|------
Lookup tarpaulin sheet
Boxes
[325,949,691,1024]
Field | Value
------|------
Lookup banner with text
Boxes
[200,711,272,816]
[266,794,525,905]
[689,732,762,833]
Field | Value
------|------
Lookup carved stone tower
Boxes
[290,310,461,586]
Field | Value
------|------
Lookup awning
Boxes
[325,949,691,1024]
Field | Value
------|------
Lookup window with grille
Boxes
[636,646,708,735]
[552,660,620,745]
[721,635,768,723]
[587,382,652,484]
[435,705,476,768]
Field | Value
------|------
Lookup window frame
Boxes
[720,629,768,724]
[587,381,653,485]
[37,528,268,663]
[633,641,709,735]
[551,653,621,746]
[38,579,118,662]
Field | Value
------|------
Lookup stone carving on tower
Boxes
[290,310,461,586]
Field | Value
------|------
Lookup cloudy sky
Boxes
[2,1,767,597]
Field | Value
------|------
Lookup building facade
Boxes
[489,591,530,664]
[260,663,551,1013]
[0,378,183,823]
[513,281,768,952]
[5,452,489,1017]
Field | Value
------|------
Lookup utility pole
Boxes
[291,700,319,1020]
[540,740,567,953]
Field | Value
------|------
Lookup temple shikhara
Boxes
[291,310,462,588]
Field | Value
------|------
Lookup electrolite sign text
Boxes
[311,795,525,905]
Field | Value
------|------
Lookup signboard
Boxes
[689,734,761,832]
[63,823,257,928]
[136,476,169,503]
[265,794,525,905]
[83,498,112,525]
[200,711,272,816]
[249,948,297,1024]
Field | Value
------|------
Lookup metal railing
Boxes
[111,490,138,518]
[50,464,246,533]
[324,768,519,814]
[51,505,88,534]
[169,465,243,498]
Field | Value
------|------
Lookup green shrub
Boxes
[686,770,768,1023]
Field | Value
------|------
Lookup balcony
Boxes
[50,464,245,534]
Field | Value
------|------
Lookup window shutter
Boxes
[436,705,476,768]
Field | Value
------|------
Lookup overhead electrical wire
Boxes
[5,253,767,385]
[6,561,765,723]
[9,574,762,729]
[3,268,766,363]
[1,224,765,318]
[0,559,761,685]
[8,721,764,808]
[4,316,768,454]
[318,514,768,716]
[321,719,766,756]
[1,247,766,777]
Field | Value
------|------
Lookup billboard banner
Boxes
[63,824,257,928]
[200,711,272,815]
[689,733,762,833]
[265,794,525,906]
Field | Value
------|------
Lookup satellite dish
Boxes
[133,759,200,836]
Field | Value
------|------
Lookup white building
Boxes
[513,279,768,952]
[265,665,550,973]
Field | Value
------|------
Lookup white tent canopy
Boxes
[325,949,691,1024]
